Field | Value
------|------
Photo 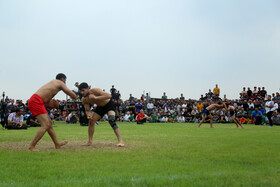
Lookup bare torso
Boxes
[206,104,221,111]
[86,88,110,107]
[35,80,63,103]
[228,105,235,111]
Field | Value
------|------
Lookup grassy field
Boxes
[0,122,279,186]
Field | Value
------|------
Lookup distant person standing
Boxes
[213,84,220,97]
[260,87,267,99]
[110,85,116,98]
[180,93,185,101]
[265,95,274,128]
[145,93,151,101]
[162,92,167,101]
[247,87,252,98]
[241,87,247,98]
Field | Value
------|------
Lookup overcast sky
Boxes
[1,0,280,102]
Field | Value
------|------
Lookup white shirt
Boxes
[124,114,130,121]
[265,100,274,113]
[178,116,185,123]
[72,85,78,93]
[147,103,154,109]
[272,102,278,112]
[161,117,168,122]
[248,103,254,109]
[181,104,187,112]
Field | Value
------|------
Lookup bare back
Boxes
[88,88,111,107]
[35,80,76,103]
[206,104,222,111]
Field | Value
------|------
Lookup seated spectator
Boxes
[128,114,135,122]
[251,108,262,125]
[272,112,280,125]
[27,114,40,127]
[161,115,168,123]
[151,113,159,123]
[124,111,131,122]
[6,108,27,129]
[66,111,79,124]
[248,100,254,110]
[273,92,280,102]
[177,114,185,123]
[239,116,247,124]
[136,110,148,124]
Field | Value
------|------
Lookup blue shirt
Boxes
[251,110,262,120]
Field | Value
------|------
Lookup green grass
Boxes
[0,122,280,186]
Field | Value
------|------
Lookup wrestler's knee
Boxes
[108,115,118,130]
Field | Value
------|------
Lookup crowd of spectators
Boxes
[1,84,280,129]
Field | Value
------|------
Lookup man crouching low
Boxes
[78,82,124,147]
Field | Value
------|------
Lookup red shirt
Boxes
[137,113,146,121]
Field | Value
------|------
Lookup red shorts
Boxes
[28,94,47,116]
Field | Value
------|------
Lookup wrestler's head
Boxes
[56,73,67,83]
[78,82,90,97]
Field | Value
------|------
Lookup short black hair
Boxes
[79,82,89,90]
[56,73,67,80]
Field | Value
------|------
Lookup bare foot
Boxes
[55,141,68,149]
[116,142,125,147]
[29,147,40,151]
[82,141,92,146]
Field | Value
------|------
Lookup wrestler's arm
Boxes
[60,82,78,100]
[223,103,229,111]
[82,98,94,120]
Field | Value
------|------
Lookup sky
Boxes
[0,0,280,102]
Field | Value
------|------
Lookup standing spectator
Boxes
[145,93,151,101]
[213,84,220,97]
[72,82,80,99]
[241,87,247,98]
[180,93,185,101]
[162,92,167,101]
[223,94,227,101]
[129,94,134,103]
[252,86,258,96]
[247,87,252,98]
[272,98,278,114]
[110,85,116,98]
[207,89,213,97]
[260,87,267,99]
[265,95,274,128]
[115,91,121,102]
